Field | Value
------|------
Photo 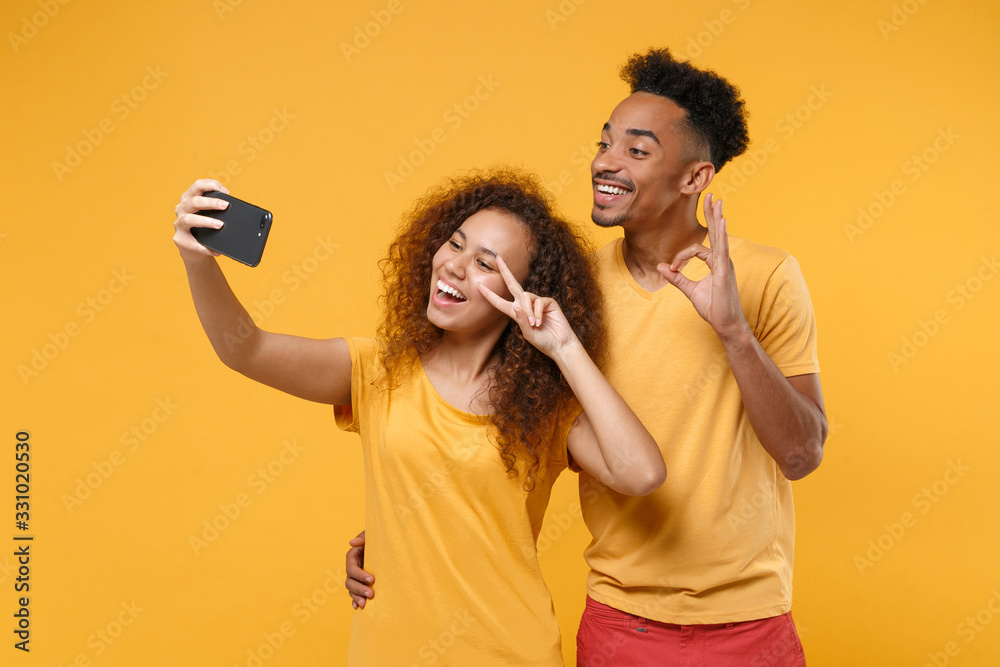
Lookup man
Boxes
[346,48,826,665]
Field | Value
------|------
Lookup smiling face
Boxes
[591,92,707,230]
[427,208,534,339]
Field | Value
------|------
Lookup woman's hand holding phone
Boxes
[173,179,230,262]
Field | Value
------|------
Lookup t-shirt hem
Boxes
[587,589,792,625]
[333,336,364,433]
[777,362,821,377]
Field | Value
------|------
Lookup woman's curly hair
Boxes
[377,167,605,488]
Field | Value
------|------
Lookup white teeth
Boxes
[597,183,629,195]
[436,280,466,301]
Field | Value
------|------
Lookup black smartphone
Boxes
[192,192,273,267]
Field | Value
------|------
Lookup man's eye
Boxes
[596,141,609,150]
[629,148,647,156]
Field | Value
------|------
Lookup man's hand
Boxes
[656,193,750,341]
[658,193,826,480]
[345,530,374,609]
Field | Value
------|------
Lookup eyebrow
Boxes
[602,122,661,146]
[454,229,498,258]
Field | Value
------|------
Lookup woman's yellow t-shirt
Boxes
[334,337,571,666]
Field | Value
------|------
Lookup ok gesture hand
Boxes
[478,256,580,360]
[656,193,750,340]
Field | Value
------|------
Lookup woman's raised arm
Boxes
[478,257,666,496]
[174,179,352,405]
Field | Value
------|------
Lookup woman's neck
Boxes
[424,331,500,382]
[419,331,504,414]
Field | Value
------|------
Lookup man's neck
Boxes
[621,214,707,292]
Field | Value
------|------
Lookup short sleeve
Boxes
[552,398,583,474]
[753,256,820,377]
[333,337,379,433]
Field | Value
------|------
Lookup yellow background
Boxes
[3,0,998,664]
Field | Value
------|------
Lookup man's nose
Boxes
[592,148,622,176]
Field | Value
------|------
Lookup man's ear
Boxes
[679,161,715,195]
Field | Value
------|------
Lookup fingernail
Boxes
[366,591,373,598]
[215,221,224,228]
[366,576,373,583]
[220,201,229,208]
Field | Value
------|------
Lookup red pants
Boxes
[576,596,806,666]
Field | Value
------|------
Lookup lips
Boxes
[437,279,466,300]
[432,278,467,305]
[593,177,633,207]
[596,183,630,196]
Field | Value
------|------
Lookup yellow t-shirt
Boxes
[335,337,571,666]
[582,236,820,625]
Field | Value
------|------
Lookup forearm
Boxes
[182,255,261,371]
[721,328,826,480]
[554,341,665,494]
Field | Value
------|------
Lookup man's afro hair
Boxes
[620,48,749,171]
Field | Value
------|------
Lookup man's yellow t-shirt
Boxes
[583,236,820,625]
[335,337,571,665]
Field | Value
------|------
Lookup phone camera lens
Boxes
[259,217,266,230]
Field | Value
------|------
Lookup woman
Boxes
[172,169,665,665]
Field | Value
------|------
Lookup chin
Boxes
[425,306,446,331]
[592,208,628,228]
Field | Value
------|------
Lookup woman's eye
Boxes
[477,260,492,270]
[449,239,461,249]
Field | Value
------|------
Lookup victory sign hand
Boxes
[478,256,580,359]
